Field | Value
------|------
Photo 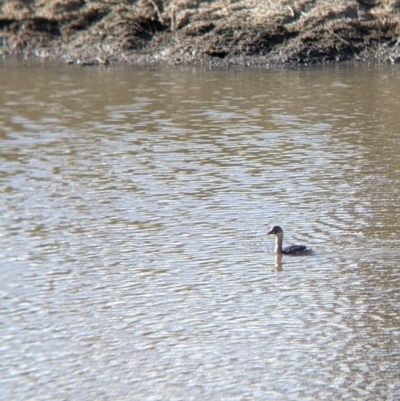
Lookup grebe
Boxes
[267,225,313,256]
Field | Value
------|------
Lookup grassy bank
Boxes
[1,0,400,66]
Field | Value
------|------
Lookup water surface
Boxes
[1,60,400,400]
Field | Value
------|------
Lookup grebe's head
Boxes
[267,225,283,236]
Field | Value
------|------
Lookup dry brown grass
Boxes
[2,0,400,65]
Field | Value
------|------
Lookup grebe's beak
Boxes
[267,229,274,235]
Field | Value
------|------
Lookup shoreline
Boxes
[1,0,400,68]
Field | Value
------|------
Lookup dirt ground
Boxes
[2,0,400,67]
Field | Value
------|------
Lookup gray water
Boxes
[1,60,400,400]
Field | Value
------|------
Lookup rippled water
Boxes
[1,59,400,400]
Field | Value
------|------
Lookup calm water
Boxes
[1,59,400,400]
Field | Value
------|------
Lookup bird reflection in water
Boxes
[274,253,283,271]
